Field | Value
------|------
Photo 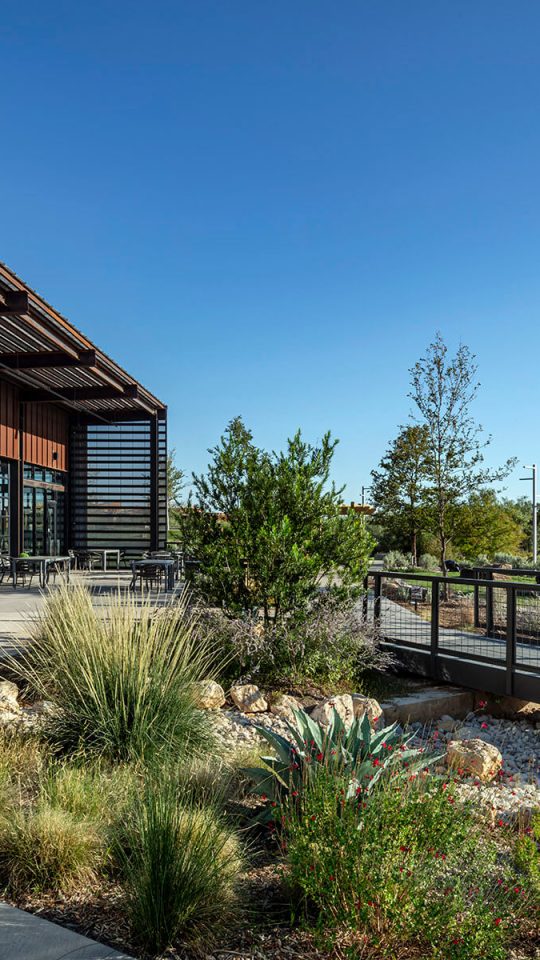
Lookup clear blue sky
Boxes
[1,1,539,499]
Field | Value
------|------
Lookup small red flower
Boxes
[481,722,488,729]
[494,918,502,926]
[479,699,487,708]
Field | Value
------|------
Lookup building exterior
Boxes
[0,264,167,560]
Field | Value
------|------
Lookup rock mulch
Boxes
[210,687,540,822]
[415,713,540,819]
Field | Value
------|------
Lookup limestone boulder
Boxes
[230,683,268,714]
[194,680,226,710]
[0,680,20,710]
[446,737,502,782]
[311,694,354,730]
[352,694,383,727]
[269,693,300,723]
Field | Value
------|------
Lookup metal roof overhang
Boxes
[0,263,166,421]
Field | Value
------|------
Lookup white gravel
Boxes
[210,708,291,752]
[210,704,540,820]
[415,714,540,819]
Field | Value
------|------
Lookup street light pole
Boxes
[361,485,371,507]
[520,464,537,565]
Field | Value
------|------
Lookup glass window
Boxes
[0,462,9,554]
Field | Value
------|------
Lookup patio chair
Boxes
[137,563,164,592]
[76,551,97,571]
[0,556,11,585]
[17,560,36,588]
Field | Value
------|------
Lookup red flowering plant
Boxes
[281,767,537,960]
[243,706,435,821]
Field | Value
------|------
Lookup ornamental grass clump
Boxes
[0,803,102,895]
[116,773,244,954]
[11,585,217,764]
[281,767,537,960]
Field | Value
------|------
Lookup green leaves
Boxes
[179,417,374,624]
[244,706,432,819]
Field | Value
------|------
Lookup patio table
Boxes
[130,558,175,592]
[10,555,72,589]
[74,548,121,571]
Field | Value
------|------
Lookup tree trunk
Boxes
[411,529,418,567]
[440,535,449,600]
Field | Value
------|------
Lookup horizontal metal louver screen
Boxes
[69,417,167,561]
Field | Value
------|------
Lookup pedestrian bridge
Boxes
[365,570,540,702]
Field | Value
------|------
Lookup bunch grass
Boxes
[10,585,218,764]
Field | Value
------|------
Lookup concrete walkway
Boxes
[0,902,134,959]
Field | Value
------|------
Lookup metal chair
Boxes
[16,559,36,588]
[137,563,164,591]
[76,551,97,571]
[0,556,11,585]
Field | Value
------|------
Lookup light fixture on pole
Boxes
[519,464,537,565]
[361,485,372,507]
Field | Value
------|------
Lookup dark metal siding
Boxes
[69,416,167,560]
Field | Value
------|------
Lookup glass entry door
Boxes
[23,471,65,556]
[46,499,59,556]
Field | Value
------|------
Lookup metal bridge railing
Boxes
[364,570,540,700]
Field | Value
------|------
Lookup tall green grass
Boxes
[11,585,218,764]
[0,803,102,895]
[117,772,244,953]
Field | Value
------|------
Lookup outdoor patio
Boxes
[0,570,182,656]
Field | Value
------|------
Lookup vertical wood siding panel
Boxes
[0,381,19,460]
[21,401,68,471]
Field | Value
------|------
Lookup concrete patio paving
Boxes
[0,571,183,656]
[0,902,133,959]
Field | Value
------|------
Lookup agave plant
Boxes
[245,707,433,817]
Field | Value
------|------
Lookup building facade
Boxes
[0,264,167,559]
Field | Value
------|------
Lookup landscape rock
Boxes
[269,693,300,723]
[230,683,268,713]
[311,694,354,730]
[436,714,457,732]
[352,694,382,726]
[194,680,226,710]
[0,680,20,710]
[446,737,503,782]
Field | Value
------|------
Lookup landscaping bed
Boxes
[0,585,538,960]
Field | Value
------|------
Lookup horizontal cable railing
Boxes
[364,569,540,698]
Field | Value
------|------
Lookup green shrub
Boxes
[282,769,534,960]
[0,803,102,895]
[245,707,431,820]
[514,810,540,893]
[418,552,440,572]
[493,553,528,567]
[116,775,243,953]
[383,550,411,571]
[0,731,46,801]
[11,585,218,764]
[204,595,389,688]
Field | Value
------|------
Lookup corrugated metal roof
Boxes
[0,262,166,419]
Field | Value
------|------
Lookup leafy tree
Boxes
[179,417,374,625]
[167,449,185,541]
[503,496,534,556]
[452,490,525,560]
[371,425,429,565]
[409,334,516,571]
[167,448,185,509]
